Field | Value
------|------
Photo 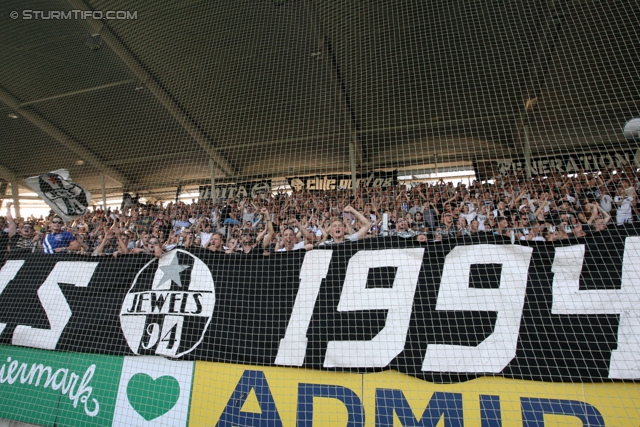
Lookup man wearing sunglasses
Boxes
[42,216,76,254]
[8,222,39,254]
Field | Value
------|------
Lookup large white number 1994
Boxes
[275,249,424,368]
[551,238,640,379]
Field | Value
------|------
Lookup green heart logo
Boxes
[126,373,181,421]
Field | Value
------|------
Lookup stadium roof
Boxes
[0,0,638,199]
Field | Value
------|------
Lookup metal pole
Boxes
[434,153,438,177]
[10,181,20,218]
[349,143,358,197]
[304,0,362,197]
[209,159,217,205]
[524,124,532,180]
[100,173,107,210]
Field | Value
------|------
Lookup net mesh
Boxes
[0,0,639,426]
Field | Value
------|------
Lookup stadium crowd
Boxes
[0,166,638,258]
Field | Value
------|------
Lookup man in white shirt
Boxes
[199,223,213,248]
[614,186,633,225]
[277,227,313,252]
[599,187,613,213]
[319,206,371,246]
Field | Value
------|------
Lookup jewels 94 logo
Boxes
[120,249,215,357]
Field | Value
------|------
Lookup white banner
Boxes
[24,169,92,222]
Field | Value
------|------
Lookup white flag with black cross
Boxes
[24,169,92,222]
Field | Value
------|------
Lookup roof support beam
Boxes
[0,87,130,186]
[0,165,30,191]
[0,165,18,183]
[107,151,204,166]
[19,79,137,107]
[68,0,237,178]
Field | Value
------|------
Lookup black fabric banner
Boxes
[1,225,639,384]
[288,171,397,192]
[198,180,272,200]
[473,146,640,181]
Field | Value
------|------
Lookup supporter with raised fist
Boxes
[319,205,371,246]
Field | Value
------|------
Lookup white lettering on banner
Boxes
[0,261,25,336]
[551,238,640,379]
[156,315,184,355]
[120,249,216,357]
[422,245,533,373]
[0,357,99,416]
[12,262,98,350]
[492,150,640,177]
[2,240,640,379]
[275,250,333,366]
[324,249,425,368]
[300,174,394,191]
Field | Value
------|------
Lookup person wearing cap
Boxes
[390,216,418,239]
[8,220,39,254]
[42,216,76,254]
[519,203,536,221]
[232,208,274,254]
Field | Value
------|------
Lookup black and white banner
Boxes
[24,169,91,222]
[198,180,271,201]
[288,171,397,192]
[1,226,640,383]
[474,146,640,181]
[121,192,140,210]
